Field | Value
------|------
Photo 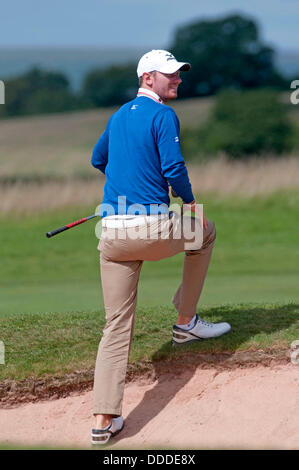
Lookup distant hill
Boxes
[0,46,298,91]
[0,47,147,91]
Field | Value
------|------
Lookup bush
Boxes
[181,89,294,159]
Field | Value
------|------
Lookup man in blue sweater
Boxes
[91,50,231,445]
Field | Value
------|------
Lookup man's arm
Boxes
[91,131,109,174]
[91,116,114,174]
[156,109,194,203]
[158,110,208,230]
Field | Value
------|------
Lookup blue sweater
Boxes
[91,95,194,217]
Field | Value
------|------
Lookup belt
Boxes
[102,214,170,228]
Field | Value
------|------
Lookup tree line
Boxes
[0,14,289,118]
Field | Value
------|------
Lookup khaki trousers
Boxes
[93,212,216,415]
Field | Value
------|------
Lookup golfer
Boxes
[90,50,231,445]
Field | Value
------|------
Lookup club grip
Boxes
[46,225,69,238]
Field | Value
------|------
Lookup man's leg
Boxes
[173,219,216,324]
[93,255,143,427]
[171,218,231,342]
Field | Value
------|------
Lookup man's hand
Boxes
[182,200,208,230]
[171,187,179,198]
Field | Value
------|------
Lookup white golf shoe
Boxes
[91,416,124,445]
[173,314,231,345]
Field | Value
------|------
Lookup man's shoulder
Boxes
[153,104,179,126]
[108,100,136,123]
[158,104,178,116]
[116,99,136,113]
[112,98,179,124]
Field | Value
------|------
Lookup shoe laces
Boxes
[198,319,214,327]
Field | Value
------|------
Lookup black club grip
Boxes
[46,225,68,238]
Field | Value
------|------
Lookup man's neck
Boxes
[137,87,164,104]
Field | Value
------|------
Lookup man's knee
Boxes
[202,219,216,249]
[184,219,216,255]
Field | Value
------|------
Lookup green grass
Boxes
[1,191,299,316]
[1,303,298,385]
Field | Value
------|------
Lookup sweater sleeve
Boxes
[155,109,194,203]
[91,116,113,174]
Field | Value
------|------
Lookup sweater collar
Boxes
[137,88,164,104]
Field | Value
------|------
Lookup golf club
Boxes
[46,214,99,238]
[47,186,179,238]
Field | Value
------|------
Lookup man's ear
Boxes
[143,72,154,87]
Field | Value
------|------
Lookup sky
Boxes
[0,0,298,51]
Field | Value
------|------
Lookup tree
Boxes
[170,14,286,98]
[2,68,77,117]
[82,64,137,108]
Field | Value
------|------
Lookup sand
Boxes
[0,363,298,450]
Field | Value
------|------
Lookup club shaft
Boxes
[46,214,98,238]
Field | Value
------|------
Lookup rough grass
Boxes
[1,156,299,214]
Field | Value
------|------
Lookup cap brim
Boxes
[178,62,191,72]
[157,61,191,74]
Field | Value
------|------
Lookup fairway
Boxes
[1,191,299,316]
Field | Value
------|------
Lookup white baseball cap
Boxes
[137,49,191,78]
